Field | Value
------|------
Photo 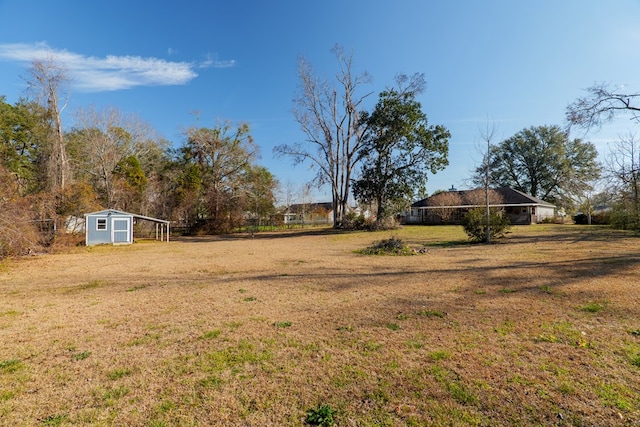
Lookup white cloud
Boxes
[0,42,235,92]
[200,52,237,69]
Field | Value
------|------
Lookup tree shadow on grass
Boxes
[172,227,350,243]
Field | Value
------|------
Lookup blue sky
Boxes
[1,1,640,202]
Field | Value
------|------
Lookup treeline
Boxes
[0,92,278,256]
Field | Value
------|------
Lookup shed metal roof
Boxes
[84,209,170,224]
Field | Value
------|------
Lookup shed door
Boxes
[112,218,131,243]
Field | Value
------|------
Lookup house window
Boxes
[96,218,107,231]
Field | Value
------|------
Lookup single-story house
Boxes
[403,187,556,225]
[281,202,335,225]
[279,202,372,226]
[84,209,170,246]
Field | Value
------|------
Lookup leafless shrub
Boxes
[0,166,43,257]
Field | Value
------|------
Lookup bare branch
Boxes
[566,82,640,131]
[275,46,372,225]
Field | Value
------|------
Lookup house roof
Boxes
[412,187,555,209]
[84,209,170,224]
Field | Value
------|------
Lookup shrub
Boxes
[462,208,510,243]
[573,212,610,225]
[0,199,43,258]
[358,237,413,255]
[338,212,375,230]
[305,404,336,426]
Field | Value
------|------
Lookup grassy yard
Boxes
[0,225,639,426]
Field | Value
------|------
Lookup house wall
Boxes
[536,205,556,223]
[85,213,133,246]
[404,204,555,226]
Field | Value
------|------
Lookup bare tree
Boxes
[274,45,372,227]
[299,183,313,228]
[25,58,71,193]
[607,133,640,226]
[478,122,498,243]
[567,83,640,227]
[464,188,504,206]
[428,191,463,223]
[0,165,43,257]
[566,82,640,131]
[70,106,160,209]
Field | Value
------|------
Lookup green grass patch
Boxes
[358,340,383,353]
[416,309,446,318]
[0,359,22,373]
[126,333,160,346]
[405,338,423,349]
[536,322,590,347]
[557,382,576,395]
[581,301,606,313]
[0,310,20,317]
[539,285,553,294]
[274,321,292,328]
[107,368,132,380]
[204,340,273,373]
[623,343,640,368]
[96,385,130,406]
[595,383,634,412]
[428,350,451,361]
[201,329,222,339]
[0,390,15,402]
[431,365,476,405]
[71,351,91,361]
[495,321,515,336]
[198,375,224,389]
[41,414,69,426]
[386,323,400,331]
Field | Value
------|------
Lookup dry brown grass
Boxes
[1,225,640,426]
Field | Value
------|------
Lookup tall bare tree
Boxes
[274,45,372,227]
[25,58,71,193]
